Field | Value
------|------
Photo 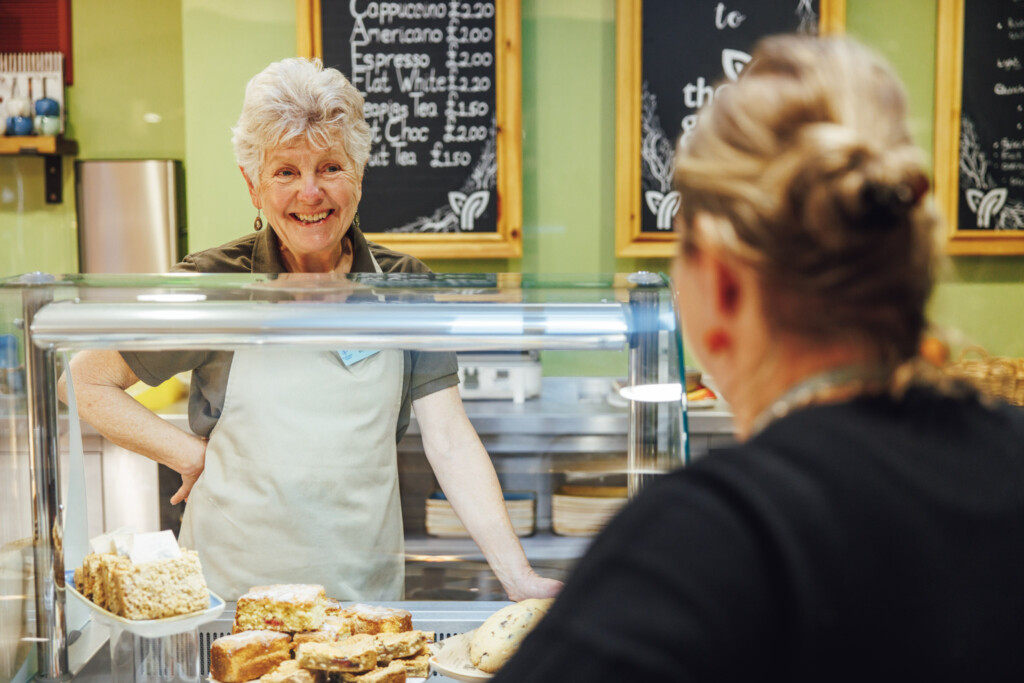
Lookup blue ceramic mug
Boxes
[35,97,60,117]
[6,116,34,136]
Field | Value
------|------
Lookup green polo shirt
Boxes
[121,225,459,440]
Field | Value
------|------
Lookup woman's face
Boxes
[246,138,362,271]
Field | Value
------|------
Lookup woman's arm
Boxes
[57,349,207,503]
[414,385,563,601]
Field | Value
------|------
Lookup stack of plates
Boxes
[426,491,536,538]
[552,486,628,537]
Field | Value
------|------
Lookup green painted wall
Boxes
[1,0,1021,359]
[181,0,296,251]
[0,156,77,276]
[0,0,185,277]
[69,0,186,159]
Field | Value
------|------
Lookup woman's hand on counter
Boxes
[170,436,208,505]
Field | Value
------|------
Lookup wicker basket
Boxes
[944,347,1024,406]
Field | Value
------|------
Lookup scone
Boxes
[469,598,554,673]
[235,584,327,633]
[210,630,292,683]
[295,634,378,673]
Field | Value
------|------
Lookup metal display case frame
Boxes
[1,270,687,681]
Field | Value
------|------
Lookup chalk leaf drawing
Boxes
[796,0,818,34]
[721,49,751,82]
[959,116,1024,230]
[644,190,681,230]
[965,188,1008,228]
[448,190,491,231]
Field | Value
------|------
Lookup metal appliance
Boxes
[76,160,184,273]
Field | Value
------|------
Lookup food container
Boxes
[551,485,627,537]
[426,491,536,538]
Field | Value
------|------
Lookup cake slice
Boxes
[396,652,429,678]
[343,604,412,634]
[210,630,292,683]
[330,660,407,683]
[372,631,427,663]
[293,616,354,649]
[109,550,209,620]
[235,584,327,633]
[96,553,131,613]
[74,554,94,598]
[295,635,377,673]
[259,659,325,683]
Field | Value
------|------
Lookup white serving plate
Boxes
[64,569,225,638]
[430,630,492,682]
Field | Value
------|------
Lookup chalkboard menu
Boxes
[614,0,843,257]
[306,0,522,258]
[937,0,1024,254]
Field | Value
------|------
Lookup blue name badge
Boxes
[337,349,381,366]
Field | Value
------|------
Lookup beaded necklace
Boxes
[747,365,893,438]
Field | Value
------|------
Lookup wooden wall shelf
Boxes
[0,135,78,204]
[0,135,78,156]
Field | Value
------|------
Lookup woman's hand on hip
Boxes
[171,436,208,505]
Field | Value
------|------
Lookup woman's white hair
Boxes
[232,57,371,185]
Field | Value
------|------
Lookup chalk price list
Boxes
[992,13,1024,186]
[347,1,497,172]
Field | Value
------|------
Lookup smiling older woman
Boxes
[58,58,562,603]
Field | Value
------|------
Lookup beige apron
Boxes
[179,255,405,601]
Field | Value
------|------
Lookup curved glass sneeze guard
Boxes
[5,271,676,352]
[2,269,688,472]
[3,269,688,485]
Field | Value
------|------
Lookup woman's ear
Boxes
[710,254,742,318]
[240,166,261,209]
[690,213,745,321]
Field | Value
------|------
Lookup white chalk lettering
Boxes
[714,3,746,29]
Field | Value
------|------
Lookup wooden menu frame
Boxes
[934,0,1024,255]
[297,0,522,259]
[614,0,846,257]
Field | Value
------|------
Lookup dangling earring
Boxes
[253,209,263,231]
[704,328,730,354]
[352,210,360,230]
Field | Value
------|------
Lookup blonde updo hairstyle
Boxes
[674,36,940,368]
[232,57,371,186]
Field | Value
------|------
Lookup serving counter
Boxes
[0,271,718,681]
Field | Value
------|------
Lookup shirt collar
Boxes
[348,225,376,274]
[251,226,287,273]
[250,225,375,274]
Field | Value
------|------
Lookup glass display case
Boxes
[0,270,703,681]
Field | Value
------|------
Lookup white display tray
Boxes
[65,569,225,638]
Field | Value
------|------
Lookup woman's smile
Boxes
[291,209,335,225]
